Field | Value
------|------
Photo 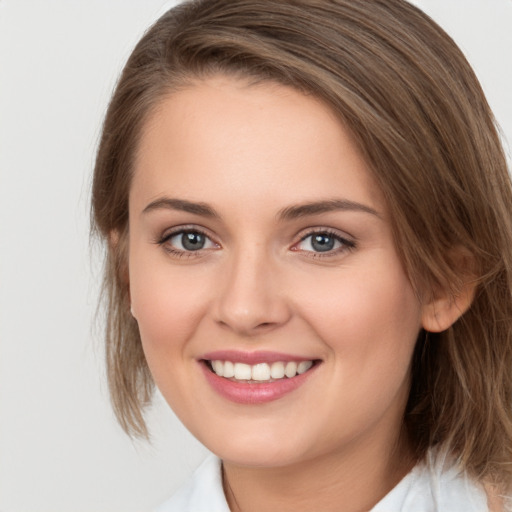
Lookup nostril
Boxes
[214,288,292,334]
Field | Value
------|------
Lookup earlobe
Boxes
[421,278,476,333]
[421,246,478,333]
[108,227,132,311]
[109,228,129,283]
[109,229,120,248]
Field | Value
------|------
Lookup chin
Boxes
[202,430,315,469]
[219,447,302,469]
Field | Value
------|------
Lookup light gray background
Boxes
[0,1,511,511]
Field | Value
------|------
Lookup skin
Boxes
[127,76,466,511]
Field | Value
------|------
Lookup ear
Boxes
[109,228,133,313]
[108,229,120,248]
[421,249,477,333]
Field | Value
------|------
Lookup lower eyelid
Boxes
[297,243,356,260]
[156,228,354,256]
[162,246,197,258]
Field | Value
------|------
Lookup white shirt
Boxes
[155,452,489,512]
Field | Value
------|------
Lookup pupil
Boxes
[182,232,205,251]
[312,234,334,252]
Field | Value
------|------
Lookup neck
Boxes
[222,430,415,512]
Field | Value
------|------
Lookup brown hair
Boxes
[92,0,512,492]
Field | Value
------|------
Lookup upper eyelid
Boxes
[156,227,220,256]
[296,226,355,242]
[159,224,216,242]
[292,228,357,254]
[155,225,355,248]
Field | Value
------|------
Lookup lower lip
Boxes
[200,362,318,404]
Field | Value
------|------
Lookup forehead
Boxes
[131,76,384,216]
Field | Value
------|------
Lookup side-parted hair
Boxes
[92,0,512,491]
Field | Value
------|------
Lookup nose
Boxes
[213,247,292,336]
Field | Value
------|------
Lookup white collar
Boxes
[155,452,488,512]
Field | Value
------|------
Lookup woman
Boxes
[92,0,512,510]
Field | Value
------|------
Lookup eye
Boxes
[293,230,355,255]
[158,229,218,254]
[171,231,208,251]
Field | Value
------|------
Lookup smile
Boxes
[200,352,320,404]
[208,360,314,382]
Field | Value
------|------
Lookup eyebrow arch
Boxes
[142,197,220,218]
[278,199,380,220]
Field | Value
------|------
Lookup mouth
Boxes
[199,353,321,404]
[203,359,318,383]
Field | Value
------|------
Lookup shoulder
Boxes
[154,455,230,512]
[484,483,512,512]
[154,451,511,512]
[372,450,489,512]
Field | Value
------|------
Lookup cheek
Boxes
[293,258,421,366]
[292,263,421,435]
[129,251,212,354]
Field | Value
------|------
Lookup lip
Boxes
[200,350,315,365]
[199,356,320,405]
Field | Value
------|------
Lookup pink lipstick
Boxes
[199,351,320,404]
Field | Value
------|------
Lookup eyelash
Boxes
[293,229,356,259]
[155,227,356,259]
[155,226,217,259]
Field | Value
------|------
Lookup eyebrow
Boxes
[141,196,380,220]
[277,199,380,220]
[142,197,220,218]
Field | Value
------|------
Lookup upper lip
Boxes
[200,350,318,365]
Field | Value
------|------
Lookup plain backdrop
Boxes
[0,1,511,511]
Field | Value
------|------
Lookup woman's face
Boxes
[128,76,425,468]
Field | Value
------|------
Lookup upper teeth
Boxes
[210,360,313,381]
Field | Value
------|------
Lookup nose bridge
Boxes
[214,242,289,335]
